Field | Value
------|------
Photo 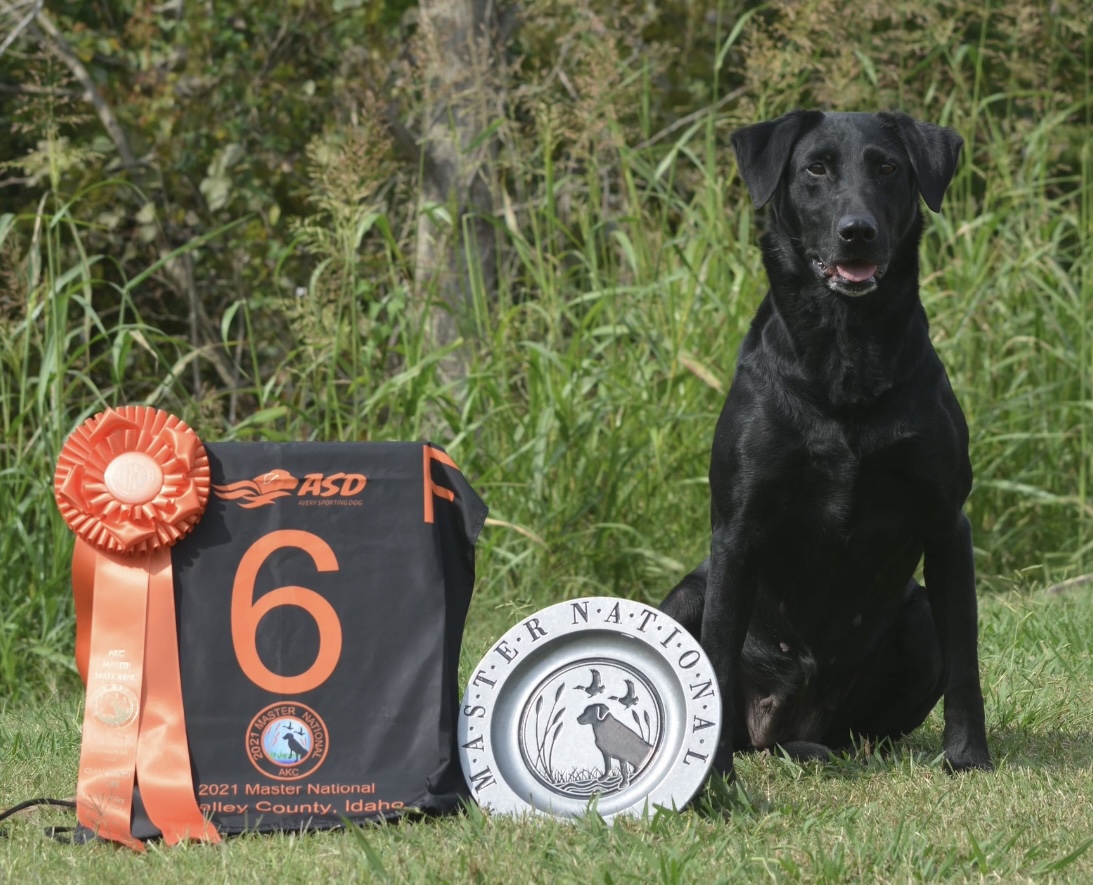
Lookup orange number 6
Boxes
[231,529,343,694]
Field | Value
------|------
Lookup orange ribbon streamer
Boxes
[55,406,221,850]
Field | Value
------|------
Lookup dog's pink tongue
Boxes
[835,263,877,282]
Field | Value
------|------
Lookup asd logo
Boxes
[214,470,367,509]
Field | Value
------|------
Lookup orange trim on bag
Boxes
[423,445,458,524]
[55,406,221,850]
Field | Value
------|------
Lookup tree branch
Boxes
[0,82,80,96]
[0,0,42,61]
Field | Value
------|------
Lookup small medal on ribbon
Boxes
[54,406,221,850]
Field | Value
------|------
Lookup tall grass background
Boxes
[1,1,1090,700]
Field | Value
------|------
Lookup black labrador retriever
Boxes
[661,111,992,778]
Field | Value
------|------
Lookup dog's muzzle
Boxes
[813,258,886,295]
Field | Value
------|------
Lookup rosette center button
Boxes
[103,452,164,505]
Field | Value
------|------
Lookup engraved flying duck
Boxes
[576,669,605,696]
[609,679,639,709]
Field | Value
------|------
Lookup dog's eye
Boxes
[807,163,826,176]
[879,162,897,175]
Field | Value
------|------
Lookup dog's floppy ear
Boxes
[881,112,964,213]
[731,110,824,209]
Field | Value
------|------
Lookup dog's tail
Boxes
[659,558,709,638]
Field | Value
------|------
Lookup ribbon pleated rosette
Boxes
[54,406,221,850]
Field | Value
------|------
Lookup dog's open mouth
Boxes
[813,258,883,292]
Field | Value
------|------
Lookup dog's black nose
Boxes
[837,215,877,243]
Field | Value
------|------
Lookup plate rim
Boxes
[458,595,722,820]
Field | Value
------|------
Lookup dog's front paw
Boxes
[943,719,992,773]
[776,741,836,764]
[943,747,993,773]
[713,747,737,782]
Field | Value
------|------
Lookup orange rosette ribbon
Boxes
[54,406,221,850]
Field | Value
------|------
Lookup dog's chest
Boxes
[764,427,926,603]
[786,422,919,528]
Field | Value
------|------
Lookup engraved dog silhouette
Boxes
[577,703,654,783]
[283,729,309,761]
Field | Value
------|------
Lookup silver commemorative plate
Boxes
[458,596,721,820]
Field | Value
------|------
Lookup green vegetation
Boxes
[1,0,1091,878]
[0,0,1088,699]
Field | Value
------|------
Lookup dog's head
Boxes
[576,703,608,725]
[731,111,963,297]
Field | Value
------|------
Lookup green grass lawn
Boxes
[3,583,1091,884]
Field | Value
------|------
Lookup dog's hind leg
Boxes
[659,558,710,637]
[822,579,946,749]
